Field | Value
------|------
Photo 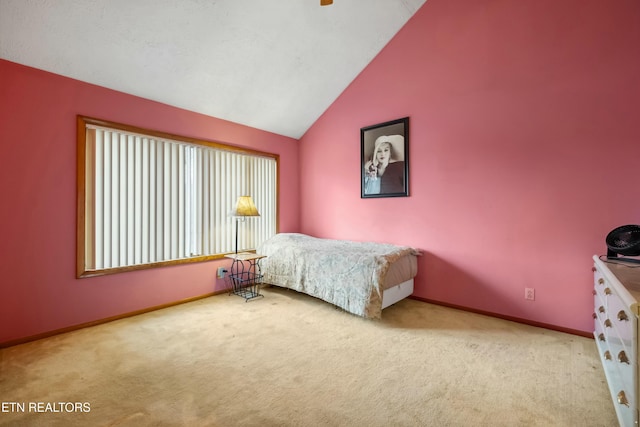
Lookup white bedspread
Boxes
[257,233,420,319]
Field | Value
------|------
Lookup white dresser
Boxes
[593,255,640,426]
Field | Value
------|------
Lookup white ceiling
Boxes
[0,0,426,139]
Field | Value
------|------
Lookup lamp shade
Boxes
[231,196,260,217]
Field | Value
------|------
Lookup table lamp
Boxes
[230,196,260,254]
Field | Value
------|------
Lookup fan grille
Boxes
[606,225,640,256]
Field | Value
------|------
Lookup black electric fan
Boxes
[606,224,640,263]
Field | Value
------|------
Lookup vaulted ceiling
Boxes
[0,0,427,138]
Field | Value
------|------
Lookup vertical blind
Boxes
[82,123,277,272]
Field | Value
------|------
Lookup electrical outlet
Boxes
[525,287,535,301]
[217,267,227,279]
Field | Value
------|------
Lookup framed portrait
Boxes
[361,117,409,198]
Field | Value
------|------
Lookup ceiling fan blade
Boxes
[320,0,333,5]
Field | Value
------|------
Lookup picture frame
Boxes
[361,117,409,198]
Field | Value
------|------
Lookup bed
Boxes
[256,233,420,319]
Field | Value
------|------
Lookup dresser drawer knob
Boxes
[598,333,606,342]
[598,278,605,285]
[618,351,630,365]
[617,310,629,322]
[617,391,629,407]
[604,287,612,296]
[598,306,605,313]
[604,350,612,361]
[592,290,597,296]
[604,319,612,328]
[592,312,597,319]
[592,267,597,272]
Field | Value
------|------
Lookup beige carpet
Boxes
[0,287,617,426]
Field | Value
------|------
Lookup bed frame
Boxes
[381,279,414,309]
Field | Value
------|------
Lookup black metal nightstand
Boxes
[224,252,266,301]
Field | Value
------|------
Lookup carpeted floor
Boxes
[0,286,618,426]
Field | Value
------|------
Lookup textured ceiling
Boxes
[0,0,427,139]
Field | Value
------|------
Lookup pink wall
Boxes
[299,0,640,333]
[0,59,299,344]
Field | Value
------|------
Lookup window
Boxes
[77,116,278,278]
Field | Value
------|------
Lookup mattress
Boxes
[384,252,418,289]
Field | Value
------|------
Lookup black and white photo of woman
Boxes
[363,134,405,195]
